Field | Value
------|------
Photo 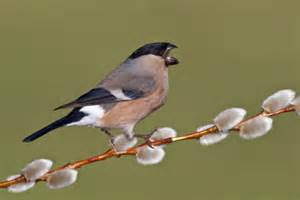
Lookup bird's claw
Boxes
[145,140,155,149]
[135,129,157,149]
[109,137,116,149]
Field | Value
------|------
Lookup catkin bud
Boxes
[6,175,35,193]
[239,116,273,139]
[291,96,300,115]
[136,146,165,165]
[214,108,246,131]
[21,159,53,181]
[113,134,137,152]
[197,124,229,145]
[262,89,295,112]
[46,169,78,189]
[199,132,228,146]
[150,127,177,141]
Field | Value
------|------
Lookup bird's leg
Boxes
[135,128,158,140]
[101,128,116,147]
[124,133,135,141]
[123,125,138,142]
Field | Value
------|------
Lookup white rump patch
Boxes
[67,105,104,127]
[110,89,131,100]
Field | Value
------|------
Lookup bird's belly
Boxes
[99,89,167,129]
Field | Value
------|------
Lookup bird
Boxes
[22,42,179,144]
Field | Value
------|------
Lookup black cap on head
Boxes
[128,42,177,59]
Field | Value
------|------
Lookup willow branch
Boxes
[0,105,295,189]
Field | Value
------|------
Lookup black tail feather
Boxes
[23,117,69,142]
[23,108,86,143]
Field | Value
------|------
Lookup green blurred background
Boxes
[0,0,299,199]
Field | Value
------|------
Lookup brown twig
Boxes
[0,105,295,189]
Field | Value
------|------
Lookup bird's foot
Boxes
[109,137,117,150]
[135,129,158,148]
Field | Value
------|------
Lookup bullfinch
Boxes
[23,42,179,144]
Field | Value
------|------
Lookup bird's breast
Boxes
[98,76,169,129]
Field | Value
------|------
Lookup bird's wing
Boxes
[54,87,144,110]
[54,74,156,110]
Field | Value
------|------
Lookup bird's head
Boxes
[128,42,179,67]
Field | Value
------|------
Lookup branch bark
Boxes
[0,105,295,189]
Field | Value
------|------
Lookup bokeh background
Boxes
[0,0,300,199]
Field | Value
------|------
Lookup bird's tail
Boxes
[23,108,86,143]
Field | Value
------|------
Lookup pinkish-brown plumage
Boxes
[23,42,178,143]
[99,55,169,136]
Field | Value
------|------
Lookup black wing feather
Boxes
[54,87,144,110]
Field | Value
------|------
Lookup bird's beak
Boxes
[163,45,179,66]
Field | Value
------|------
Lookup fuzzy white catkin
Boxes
[46,169,78,189]
[291,96,300,115]
[239,116,273,140]
[197,124,215,132]
[113,134,138,152]
[199,132,229,146]
[213,108,247,131]
[197,124,228,145]
[136,146,165,165]
[7,175,35,193]
[21,159,53,181]
[262,89,296,113]
[150,127,177,141]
